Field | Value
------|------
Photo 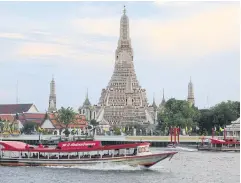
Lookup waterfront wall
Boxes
[0,134,222,143]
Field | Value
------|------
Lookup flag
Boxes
[38,127,43,132]
[185,126,188,132]
[219,126,224,132]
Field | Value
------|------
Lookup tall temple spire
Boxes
[116,5,132,60]
[160,88,166,107]
[123,5,126,15]
[48,75,57,112]
[187,76,195,106]
[152,93,157,110]
[96,7,155,126]
[86,88,88,99]
[83,88,91,106]
[162,88,165,102]
[119,5,129,40]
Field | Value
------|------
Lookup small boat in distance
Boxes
[0,140,177,168]
[197,128,240,152]
[167,143,176,148]
[197,137,240,152]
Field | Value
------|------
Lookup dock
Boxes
[0,134,223,147]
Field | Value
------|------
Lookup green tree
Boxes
[197,109,215,135]
[22,122,36,134]
[157,98,200,134]
[90,119,99,127]
[0,121,4,132]
[196,100,240,135]
[57,107,77,137]
[113,127,121,135]
[211,101,240,127]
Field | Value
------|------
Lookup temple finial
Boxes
[86,88,88,99]
[162,88,165,99]
[123,5,126,15]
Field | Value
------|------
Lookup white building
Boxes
[225,118,240,139]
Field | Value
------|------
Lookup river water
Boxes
[0,148,239,183]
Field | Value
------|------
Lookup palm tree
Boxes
[57,107,77,137]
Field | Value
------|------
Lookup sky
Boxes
[0,1,240,112]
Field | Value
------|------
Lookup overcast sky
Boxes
[0,1,239,112]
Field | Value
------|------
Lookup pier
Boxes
[0,134,223,147]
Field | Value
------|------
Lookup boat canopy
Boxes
[0,140,150,152]
[0,141,29,151]
[210,138,240,145]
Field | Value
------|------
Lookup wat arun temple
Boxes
[80,7,158,127]
[49,7,194,128]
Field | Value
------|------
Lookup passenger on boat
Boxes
[133,148,137,155]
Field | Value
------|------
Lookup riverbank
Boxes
[0,134,223,147]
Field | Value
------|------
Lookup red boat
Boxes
[0,140,177,168]
[197,128,240,152]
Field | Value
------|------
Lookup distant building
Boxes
[17,112,46,126]
[0,104,39,114]
[187,77,195,106]
[159,88,166,112]
[78,90,96,121]
[0,114,15,122]
[94,7,155,127]
[48,76,57,112]
[150,95,158,124]
[41,112,88,135]
[225,118,240,139]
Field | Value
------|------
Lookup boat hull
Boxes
[0,152,177,168]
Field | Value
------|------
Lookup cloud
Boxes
[15,41,114,69]
[143,5,239,61]
[16,42,71,58]
[32,31,51,36]
[72,18,119,37]
[0,32,25,39]
[5,2,240,69]
[154,1,196,7]
[71,3,239,64]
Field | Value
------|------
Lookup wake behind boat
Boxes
[165,143,198,152]
[0,140,177,168]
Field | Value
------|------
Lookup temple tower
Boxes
[187,77,195,106]
[95,6,155,126]
[48,75,57,112]
[79,89,96,121]
[159,88,166,112]
[151,94,158,123]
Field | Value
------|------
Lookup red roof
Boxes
[43,113,88,129]
[0,104,35,114]
[0,114,15,122]
[18,113,46,125]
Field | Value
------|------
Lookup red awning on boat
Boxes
[0,141,28,150]
[0,140,150,152]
